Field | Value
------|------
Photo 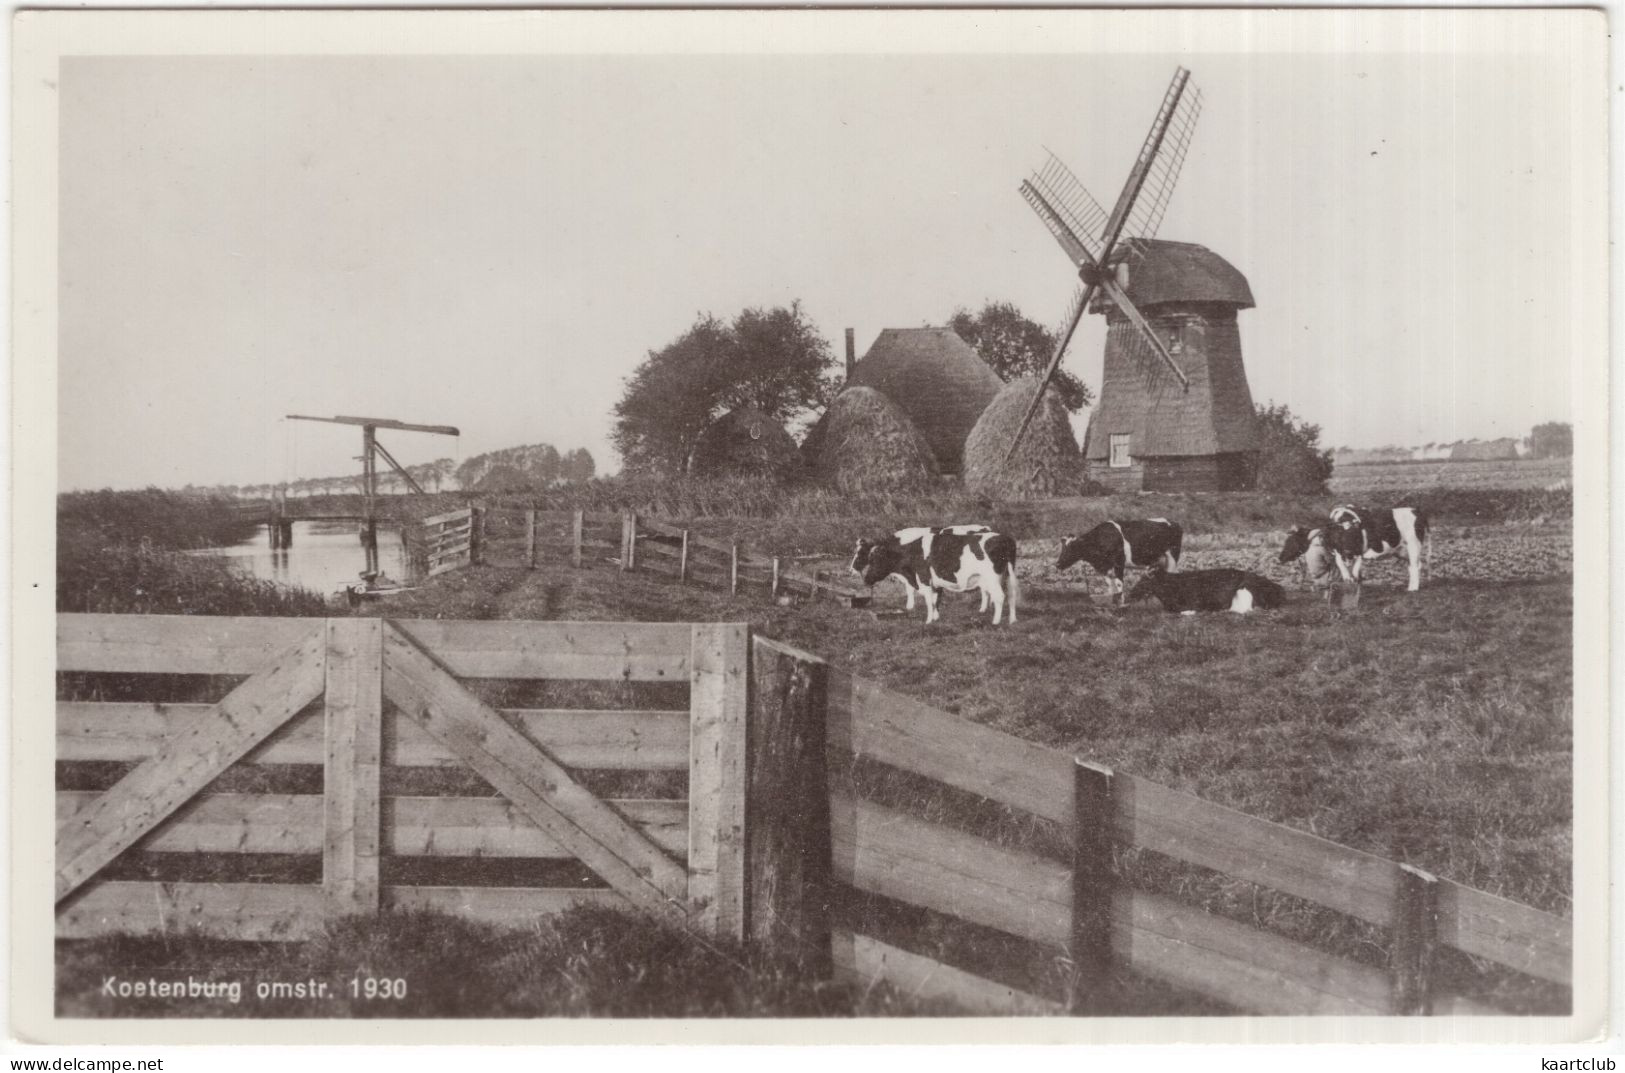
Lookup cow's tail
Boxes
[1169,523,1185,570]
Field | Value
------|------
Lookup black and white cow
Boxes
[852,525,991,611]
[1127,566,1286,614]
[1055,518,1183,602]
[1280,505,1428,591]
[859,527,1019,625]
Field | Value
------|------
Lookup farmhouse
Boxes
[689,404,800,480]
[1082,239,1261,493]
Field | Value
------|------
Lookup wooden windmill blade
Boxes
[1005,67,1202,462]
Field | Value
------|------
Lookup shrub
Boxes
[1253,403,1334,494]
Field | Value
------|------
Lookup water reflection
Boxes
[209,520,407,597]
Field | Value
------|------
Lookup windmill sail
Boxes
[1123,84,1202,243]
[1024,151,1109,263]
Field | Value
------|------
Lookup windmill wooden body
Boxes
[1008,67,1261,492]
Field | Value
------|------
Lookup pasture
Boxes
[55,479,1574,1016]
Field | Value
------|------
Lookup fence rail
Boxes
[55,615,1570,1017]
[757,636,1572,1017]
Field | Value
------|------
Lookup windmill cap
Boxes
[1088,238,1255,312]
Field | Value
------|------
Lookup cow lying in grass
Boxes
[1055,518,1182,604]
[852,525,991,612]
[1280,505,1428,591]
[858,526,1019,625]
[1127,566,1286,614]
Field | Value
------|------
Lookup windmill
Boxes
[1006,68,1261,491]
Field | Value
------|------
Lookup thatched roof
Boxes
[803,386,939,492]
[962,377,1084,496]
[1089,238,1254,313]
[845,328,1002,473]
[690,404,800,480]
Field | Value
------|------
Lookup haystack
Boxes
[689,404,801,481]
[803,386,939,492]
[845,328,1002,474]
[962,377,1084,497]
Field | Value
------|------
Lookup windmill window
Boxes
[1109,434,1132,468]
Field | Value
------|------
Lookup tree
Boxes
[561,447,596,482]
[612,304,833,474]
[1528,422,1572,459]
[1254,402,1334,493]
[948,301,1093,413]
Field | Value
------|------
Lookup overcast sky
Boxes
[57,35,1594,490]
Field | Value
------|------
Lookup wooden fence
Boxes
[405,507,870,608]
[55,614,1570,1015]
[627,514,870,607]
[404,507,482,581]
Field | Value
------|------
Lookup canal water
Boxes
[211,520,409,596]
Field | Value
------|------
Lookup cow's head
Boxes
[849,538,876,577]
[1125,565,1167,603]
[1279,526,1316,563]
[859,538,905,587]
[1055,534,1089,572]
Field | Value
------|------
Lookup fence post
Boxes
[468,507,483,565]
[626,512,638,571]
[1070,759,1116,1013]
[571,510,584,569]
[1391,864,1440,1014]
[730,543,740,596]
[746,638,833,975]
[679,530,691,584]
[324,618,382,916]
[525,508,538,569]
[688,623,750,940]
[771,557,781,599]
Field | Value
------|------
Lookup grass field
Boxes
[55,478,1574,1016]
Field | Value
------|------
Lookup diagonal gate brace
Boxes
[56,624,328,903]
[379,621,689,923]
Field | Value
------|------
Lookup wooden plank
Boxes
[1436,881,1570,984]
[324,619,382,915]
[55,625,327,902]
[638,517,686,540]
[57,613,318,675]
[829,793,1070,948]
[1114,774,1402,928]
[747,638,832,969]
[59,703,691,770]
[382,621,688,922]
[389,619,690,680]
[386,885,625,925]
[1072,760,1115,1012]
[688,623,749,939]
[57,881,327,941]
[56,792,688,859]
[1114,889,1392,1015]
[420,507,474,527]
[824,668,1074,825]
[1435,993,1510,1017]
[831,929,1062,1015]
[1390,864,1440,1014]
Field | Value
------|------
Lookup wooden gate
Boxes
[56,614,748,940]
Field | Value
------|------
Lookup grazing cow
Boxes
[1281,505,1428,591]
[1277,526,1338,585]
[1127,566,1286,614]
[1055,518,1183,602]
[860,528,1019,625]
[852,525,991,611]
